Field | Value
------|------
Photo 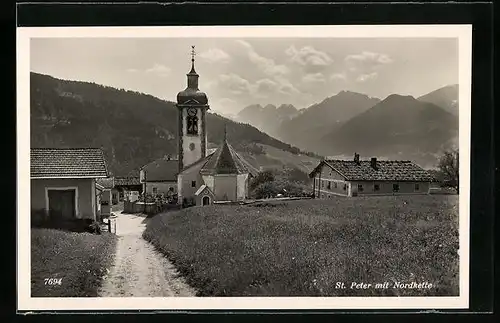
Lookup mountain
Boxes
[236,103,299,138]
[320,94,459,168]
[418,84,459,115]
[277,90,381,151]
[30,72,312,176]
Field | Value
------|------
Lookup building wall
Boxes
[236,173,249,201]
[181,108,204,169]
[214,175,237,201]
[31,178,95,219]
[313,164,349,198]
[312,163,431,198]
[144,181,177,195]
[350,181,431,196]
[178,172,204,203]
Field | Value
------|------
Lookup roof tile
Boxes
[31,148,108,179]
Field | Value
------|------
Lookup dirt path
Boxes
[99,211,196,297]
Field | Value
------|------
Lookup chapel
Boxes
[175,46,258,206]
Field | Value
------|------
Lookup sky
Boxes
[31,37,458,116]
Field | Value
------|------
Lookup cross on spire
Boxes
[191,45,196,61]
[189,45,197,74]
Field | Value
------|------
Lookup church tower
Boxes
[176,46,210,172]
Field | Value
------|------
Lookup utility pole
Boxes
[143,170,147,214]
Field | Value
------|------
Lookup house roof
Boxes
[200,139,259,176]
[114,177,141,186]
[141,157,178,182]
[310,159,434,182]
[96,177,114,189]
[31,148,108,179]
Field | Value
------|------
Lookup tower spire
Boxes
[190,45,196,74]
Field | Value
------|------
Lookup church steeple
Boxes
[187,45,199,90]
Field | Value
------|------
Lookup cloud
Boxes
[285,45,333,72]
[345,51,393,72]
[254,78,279,98]
[199,48,230,63]
[330,72,347,81]
[302,73,326,84]
[145,63,171,77]
[236,40,289,76]
[126,68,139,73]
[217,73,253,95]
[356,72,378,82]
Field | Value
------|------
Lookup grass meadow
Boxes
[31,228,117,297]
[144,195,459,296]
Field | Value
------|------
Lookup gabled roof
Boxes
[200,140,259,176]
[31,148,108,179]
[141,157,178,182]
[195,184,213,196]
[310,159,434,182]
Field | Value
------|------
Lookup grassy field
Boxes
[144,195,459,296]
[31,228,117,297]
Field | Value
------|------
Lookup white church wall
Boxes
[214,175,237,201]
[236,174,249,201]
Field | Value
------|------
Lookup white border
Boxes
[17,25,472,311]
[44,186,79,218]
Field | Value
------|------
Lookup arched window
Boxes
[202,196,210,206]
[187,116,198,135]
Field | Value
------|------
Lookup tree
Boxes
[249,170,275,190]
[437,148,459,194]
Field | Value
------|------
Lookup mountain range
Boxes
[236,86,459,168]
[30,72,317,176]
[30,71,459,174]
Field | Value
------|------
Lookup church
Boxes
[142,46,258,206]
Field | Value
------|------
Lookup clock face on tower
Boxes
[188,108,197,116]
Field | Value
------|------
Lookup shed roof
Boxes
[310,159,434,182]
[31,148,108,179]
[96,177,114,189]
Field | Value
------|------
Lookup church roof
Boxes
[200,139,258,176]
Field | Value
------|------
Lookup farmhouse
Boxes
[309,153,434,197]
[30,148,108,222]
[140,155,178,196]
[140,46,258,206]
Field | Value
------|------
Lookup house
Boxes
[309,153,434,197]
[114,176,142,200]
[30,148,108,222]
[140,46,259,207]
[140,155,178,196]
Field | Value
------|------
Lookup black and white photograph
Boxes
[17,25,471,310]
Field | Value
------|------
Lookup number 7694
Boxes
[44,278,62,285]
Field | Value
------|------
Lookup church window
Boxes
[327,181,331,190]
[191,180,196,188]
[334,182,337,189]
[189,143,195,151]
[187,116,198,135]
